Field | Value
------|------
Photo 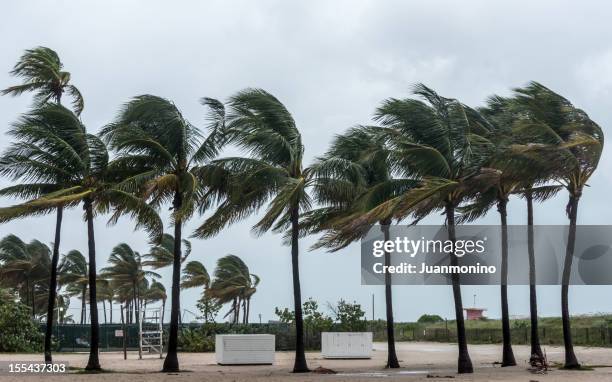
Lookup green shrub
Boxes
[178,328,215,352]
[0,294,43,352]
[417,314,444,324]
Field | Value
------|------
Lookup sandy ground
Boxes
[1,342,612,381]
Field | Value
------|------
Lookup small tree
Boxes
[330,299,367,332]
[196,295,222,323]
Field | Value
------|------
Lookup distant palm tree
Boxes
[96,279,114,324]
[142,280,167,323]
[101,95,224,372]
[101,243,160,331]
[0,234,52,317]
[60,250,89,324]
[144,234,191,269]
[181,261,210,289]
[512,82,604,369]
[207,255,259,324]
[1,46,83,361]
[0,104,162,370]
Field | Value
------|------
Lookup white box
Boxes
[215,334,275,365]
[321,332,372,359]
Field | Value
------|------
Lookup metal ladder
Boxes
[139,307,163,359]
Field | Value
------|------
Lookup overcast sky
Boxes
[1,0,612,323]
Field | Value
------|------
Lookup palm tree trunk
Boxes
[162,298,166,325]
[103,301,107,324]
[290,205,309,373]
[81,289,86,325]
[110,300,113,324]
[31,285,36,317]
[243,299,247,324]
[562,194,580,369]
[526,192,544,364]
[133,282,140,330]
[25,279,30,312]
[135,282,141,360]
[84,198,101,371]
[445,201,473,374]
[497,197,516,367]
[32,286,36,317]
[162,190,183,372]
[246,298,251,325]
[381,220,399,368]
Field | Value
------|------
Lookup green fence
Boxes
[44,323,612,352]
[374,325,612,347]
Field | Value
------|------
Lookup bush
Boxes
[417,314,444,324]
[178,327,215,352]
[0,293,43,352]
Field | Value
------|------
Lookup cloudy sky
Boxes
[1,0,612,323]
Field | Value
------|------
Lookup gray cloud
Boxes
[1,0,611,322]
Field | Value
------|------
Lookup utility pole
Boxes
[372,293,375,321]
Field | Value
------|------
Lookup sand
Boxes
[1,342,612,381]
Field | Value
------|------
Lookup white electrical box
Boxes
[215,334,275,365]
[321,332,373,359]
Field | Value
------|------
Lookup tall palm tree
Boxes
[101,243,160,332]
[472,95,562,365]
[330,85,494,373]
[206,255,259,324]
[512,82,604,369]
[195,90,311,372]
[1,46,84,362]
[0,104,162,371]
[305,126,417,368]
[2,46,83,114]
[100,95,224,372]
[60,250,89,324]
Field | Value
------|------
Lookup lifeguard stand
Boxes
[139,307,163,359]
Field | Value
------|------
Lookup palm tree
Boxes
[1,46,84,362]
[0,104,162,371]
[144,234,191,269]
[305,126,416,368]
[181,261,210,289]
[0,234,53,317]
[142,280,167,323]
[2,46,83,114]
[96,279,114,324]
[60,250,89,324]
[471,95,562,365]
[101,243,161,333]
[194,90,311,372]
[512,82,604,369]
[100,95,224,372]
[206,255,259,324]
[330,85,494,373]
